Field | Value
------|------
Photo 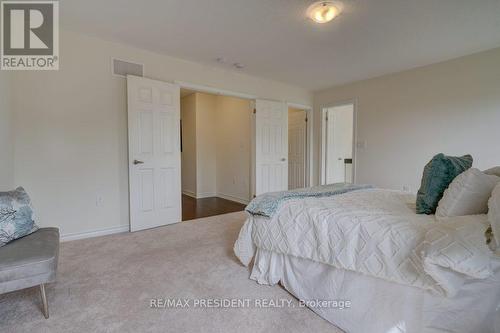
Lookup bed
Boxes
[234,188,500,333]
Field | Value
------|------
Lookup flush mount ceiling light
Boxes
[307,1,341,24]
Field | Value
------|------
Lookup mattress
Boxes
[236,189,494,297]
[250,248,500,333]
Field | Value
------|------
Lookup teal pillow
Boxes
[0,187,39,247]
[416,154,473,214]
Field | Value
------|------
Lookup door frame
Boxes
[175,80,257,100]
[320,99,357,185]
[287,103,313,188]
[125,76,314,230]
[176,80,258,202]
[175,80,313,195]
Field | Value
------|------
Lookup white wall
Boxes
[195,93,218,197]
[11,29,312,237]
[0,72,14,190]
[181,94,197,196]
[215,96,252,203]
[180,92,252,203]
[314,47,500,192]
[11,27,499,237]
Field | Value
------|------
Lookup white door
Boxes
[255,99,288,195]
[324,104,354,184]
[288,109,307,189]
[127,75,181,232]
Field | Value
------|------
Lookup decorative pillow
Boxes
[0,187,39,247]
[416,153,473,214]
[436,168,499,219]
[488,182,500,249]
[484,166,500,178]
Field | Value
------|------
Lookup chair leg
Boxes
[39,284,49,319]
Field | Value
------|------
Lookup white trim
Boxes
[175,80,257,100]
[319,99,358,185]
[196,192,218,199]
[182,190,197,198]
[287,102,312,110]
[216,192,250,205]
[250,103,256,198]
[182,190,249,204]
[61,225,129,242]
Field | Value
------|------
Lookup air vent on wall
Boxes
[112,58,144,77]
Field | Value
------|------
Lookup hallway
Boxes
[182,195,246,221]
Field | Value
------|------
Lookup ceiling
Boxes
[61,0,500,91]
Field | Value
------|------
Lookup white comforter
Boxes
[234,189,494,297]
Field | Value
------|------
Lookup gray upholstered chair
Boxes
[0,228,60,318]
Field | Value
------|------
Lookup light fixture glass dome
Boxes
[307,1,341,24]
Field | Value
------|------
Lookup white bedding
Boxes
[234,189,494,297]
[251,248,500,333]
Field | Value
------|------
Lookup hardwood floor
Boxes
[182,195,246,221]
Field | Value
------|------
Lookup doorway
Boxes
[321,103,355,185]
[180,89,252,220]
[127,76,313,231]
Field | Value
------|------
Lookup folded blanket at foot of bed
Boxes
[245,183,373,217]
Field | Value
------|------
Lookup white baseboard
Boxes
[184,190,249,204]
[61,192,248,242]
[61,225,129,242]
[196,192,217,199]
[182,190,218,199]
[216,193,250,205]
[182,190,196,198]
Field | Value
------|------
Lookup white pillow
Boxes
[484,166,500,177]
[488,183,500,249]
[436,168,499,219]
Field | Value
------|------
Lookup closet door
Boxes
[255,99,288,195]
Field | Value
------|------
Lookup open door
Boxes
[323,103,354,184]
[127,75,181,232]
[288,108,307,190]
[254,99,288,195]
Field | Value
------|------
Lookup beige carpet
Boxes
[0,212,340,333]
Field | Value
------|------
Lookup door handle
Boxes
[133,159,144,165]
[281,158,287,162]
